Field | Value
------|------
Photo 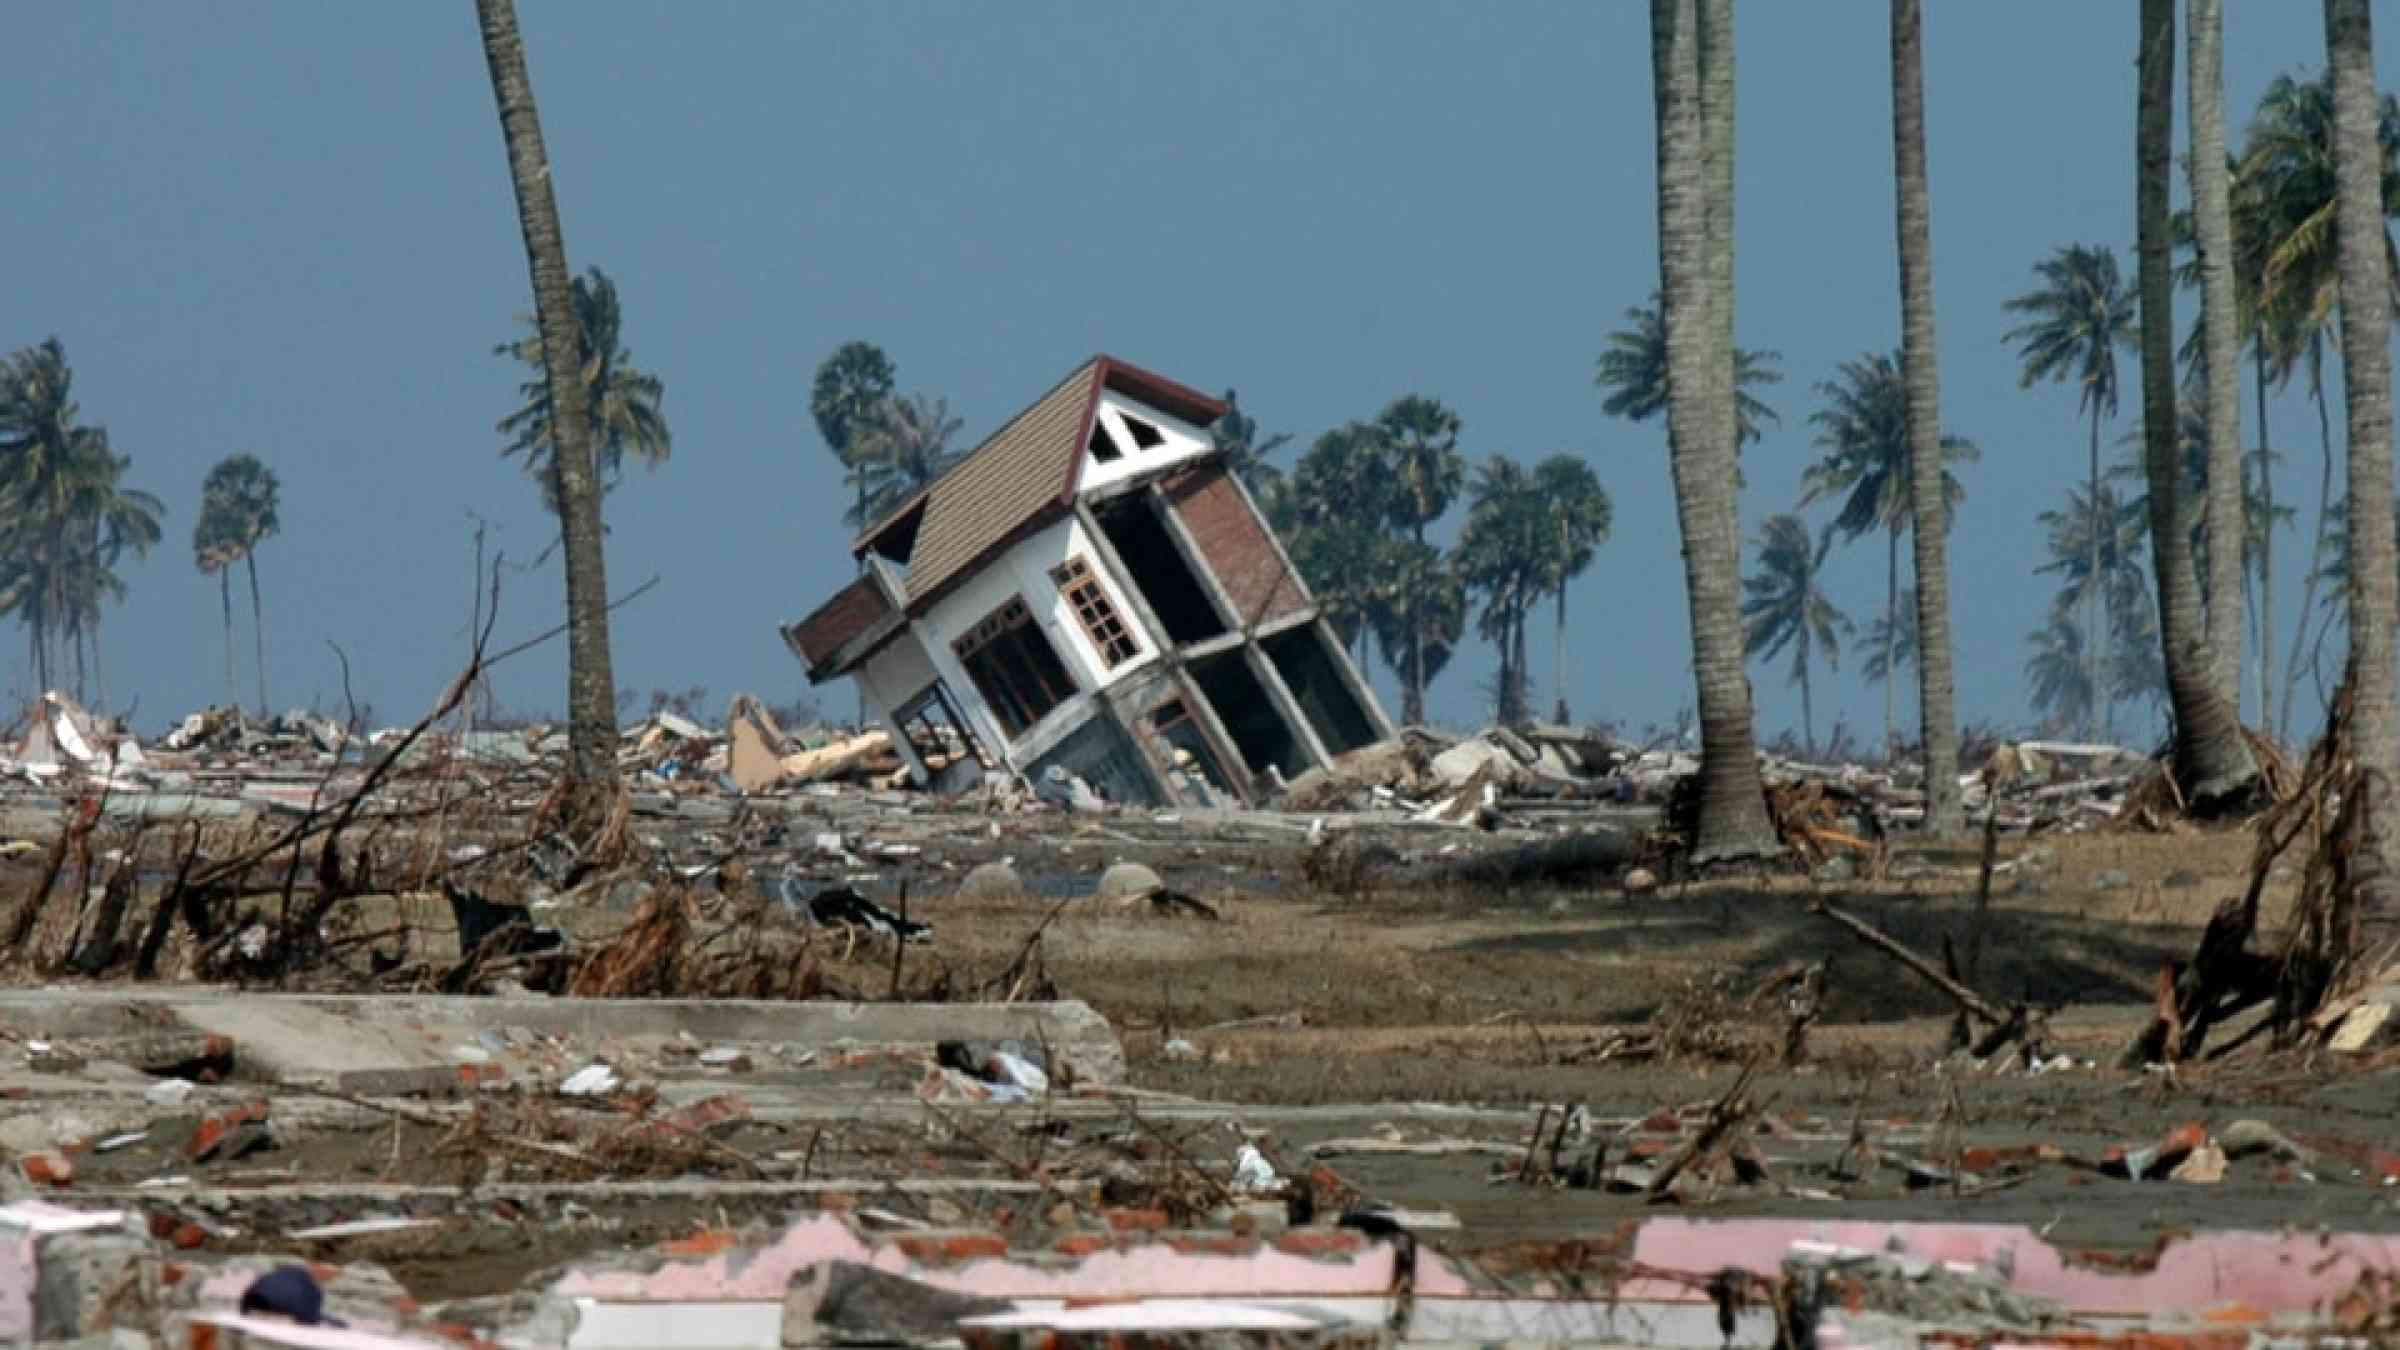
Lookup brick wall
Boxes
[1163,467,1307,627]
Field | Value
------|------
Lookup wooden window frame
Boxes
[951,596,1077,740]
[1049,555,1140,670]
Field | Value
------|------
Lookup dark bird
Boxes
[778,874,931,958]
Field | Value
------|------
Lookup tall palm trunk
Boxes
[1891,0,1960,832]
[476,0,619,788]
[2188,0,2245,704]
[2085,406,2107,741]
[220,568,236,707]
[2326,0,2400,930]
[1407,521,1427,726]
[90,610,104,714]
[1883,526,1899,759]
[2281,357,2338,740]
[1654,0,1775,861]
[1553,581,1570,723]
[246,553,268,715]
[2255,348,2276,728]
[2139,0,2257,802]
[1799,631,1816,758]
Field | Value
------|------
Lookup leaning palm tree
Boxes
[2327,0,2400,928]
[847,393,964,528]
[196,454,281,713]
[2005,243,2138,734]
[1798,350,1976,758]
[1594,296,1783,458]
[477,0,618,795]
[1531,455,1612,722]
[1649,0,1777,860]
[1742,515,1851,756]
[2138,0,2258,803]
[497,265,672,516]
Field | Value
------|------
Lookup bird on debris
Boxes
[777,872,932,959]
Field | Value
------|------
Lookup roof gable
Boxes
[850,356,1227,613]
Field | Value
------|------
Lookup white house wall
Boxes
[902,514,1158,761]
[1074,391,1213,495]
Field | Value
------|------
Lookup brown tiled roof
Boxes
[848,356,1229,616]
[888,358,1099,609]
[783,573,895,680]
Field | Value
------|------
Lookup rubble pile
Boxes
[0,986,2390,1348]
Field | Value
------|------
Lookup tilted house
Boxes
[783,355,1392,807]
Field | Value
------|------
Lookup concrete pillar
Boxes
[1243,642,1333,772]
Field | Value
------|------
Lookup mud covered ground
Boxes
[37,814,2400,1302]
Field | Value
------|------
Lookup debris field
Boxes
[0,688,2394,1346]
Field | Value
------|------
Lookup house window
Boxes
[1049,556,1140,670]
[1119,413,1166,451]
[952,597,1077,739]
[1087,418,1123,464]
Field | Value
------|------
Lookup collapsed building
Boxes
[784,355,1392,807]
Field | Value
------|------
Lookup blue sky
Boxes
[6,4,2396,745]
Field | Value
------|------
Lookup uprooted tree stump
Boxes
[2122,673,2395,1067]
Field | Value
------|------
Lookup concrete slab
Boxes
[0,990,1125,1089]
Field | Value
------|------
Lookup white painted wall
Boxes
[892,514,1157,759]
[1073,391,1213,494]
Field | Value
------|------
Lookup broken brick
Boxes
[17,1151,72,1187]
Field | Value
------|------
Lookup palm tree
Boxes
[847,393,964,528]
[1651,0,1777,861]
[1531,455,1612,722]
[2185,0,2245,700]
[2234,68,2400,741]
[1287,423,1404,670]
[2005,243,2138,736]
[1370,542,1463,724]
[810,341,896,534]
[1742,515,1851,756]
[195,455,281,713]
[2038,480,2156,738]
[2025,610,2098,736]
[1593,296,1784,460]
[1862,587,1918,688]
[0,338,92,691]
[476,0,618,792]
[1889,0,1963,832]
[2327,0,2400,929]
[0,339,163,702]
[1455,456,1547,725]
[1798,350,1976,759]
[1376,395,1464,725]
[496,265,672,516]
[1208,390,1292,498]
[2139,0,2258,803]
